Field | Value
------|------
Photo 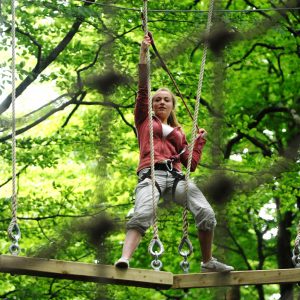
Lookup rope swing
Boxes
[178,0,215,273]
[142,0,215,271]
[142,0,164,271]
[7,0,21,256]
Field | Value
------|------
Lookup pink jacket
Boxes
[135,64,206,173]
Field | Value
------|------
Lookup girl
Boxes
[115,35,233,273]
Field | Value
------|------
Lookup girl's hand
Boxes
[141,35,152,52]
[197,128,207,138]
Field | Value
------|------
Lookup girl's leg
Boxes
[198,229,213,263]
[116,170,167,268]
[121,229,142,260]
[115,229,142,268]
[174,179,233,271]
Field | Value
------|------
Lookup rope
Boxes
[7,0,21,256]
[142,0,157,239]
[142,0,164,271]
[179,0,215,273]
[148,32,198,131]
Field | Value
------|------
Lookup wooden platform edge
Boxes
[2,255,300,289]
[0,255,173,289]
[172,268,300,289]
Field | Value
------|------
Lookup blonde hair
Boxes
[152,87,180,127]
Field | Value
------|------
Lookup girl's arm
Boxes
[180,129,207,171]
[135,35,152,125]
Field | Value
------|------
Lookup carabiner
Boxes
[151,257,163,271]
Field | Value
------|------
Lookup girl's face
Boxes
[152,91,173,124]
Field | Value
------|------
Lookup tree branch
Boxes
[227,43,284,69]
[224,107,293,158]
[0,0,95,115]
[16,27,43,64]
[0,92,82,142]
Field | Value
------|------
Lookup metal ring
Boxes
[151,259,163,271]
[9,242,20,256]
[292,249,300,267]
[180,260,190,273]
[148,238,164,257]
[178,236,193,257]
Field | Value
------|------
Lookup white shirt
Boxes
[162,123,174,137]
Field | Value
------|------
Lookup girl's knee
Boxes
[126,211,153,236]
[195,207,217,231]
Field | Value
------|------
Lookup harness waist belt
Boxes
[138,165,185,200]
[154,163,171,171]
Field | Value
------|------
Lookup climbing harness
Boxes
[138,161,186,202]
[178,0,215,273]
[7,0,21,256]
[142,0,164,271]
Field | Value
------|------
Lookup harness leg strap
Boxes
[172,172,185,201]
[139,169,162,196]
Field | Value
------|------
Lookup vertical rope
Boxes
[292,221,300,267]
[10,0,17,227]
[143,0,164,271]
[7,0,21,255]
[143,0,158,240]
[179,0,215,269]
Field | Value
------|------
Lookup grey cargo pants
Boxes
[126,168,216,235]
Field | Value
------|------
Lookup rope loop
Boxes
[178,235,193,273]
[148,237,164,257]
[178,235,193,257]
[149,237,164,271]
[8,221,21,242]
[8,221,21,255]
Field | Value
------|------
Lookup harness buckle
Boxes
[161,159,173,171]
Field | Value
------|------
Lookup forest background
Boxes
[0,0,299,299]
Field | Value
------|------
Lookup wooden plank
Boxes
[172,269,300,289]
[0,255,173,289]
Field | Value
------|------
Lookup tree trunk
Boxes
[226,286,241,300]
[276,197,294,300]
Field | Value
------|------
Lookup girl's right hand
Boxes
[141,35,152,52]
[197,128,207,139]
